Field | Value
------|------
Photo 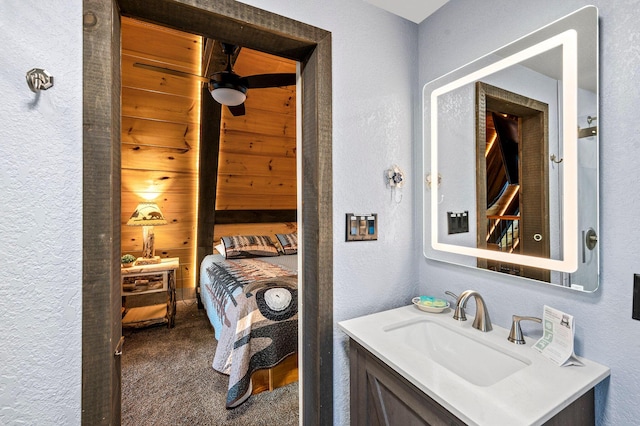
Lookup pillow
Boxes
[221,235,280,259]
[275,233,298,255]
[214,243,226,257]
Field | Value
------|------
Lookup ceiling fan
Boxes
[134,43,296,116]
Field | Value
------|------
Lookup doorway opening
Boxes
[475,82,550,281]
[82,1,333,424]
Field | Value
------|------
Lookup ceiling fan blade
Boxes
[243,73,296,89]
[133,62,210,83]
[227,103,246,116]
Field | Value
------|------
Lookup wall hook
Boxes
[425,172,441,188]
[425,173,444,204]
[26,68,54,93]
[385,165,405,188]
[550,154,563,164]
[385,165,405,203]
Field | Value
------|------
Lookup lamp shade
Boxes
[210,87,247,106]
[127,202,167,226]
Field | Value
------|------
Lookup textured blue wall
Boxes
[0,0,83,424]
[417,1,640,424]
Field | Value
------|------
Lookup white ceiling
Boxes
[363,0,449,24]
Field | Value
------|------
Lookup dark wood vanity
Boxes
[348,339,595,426]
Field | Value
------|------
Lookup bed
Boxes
[199,234,299,408]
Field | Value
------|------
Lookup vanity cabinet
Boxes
[348,339,595,426]
[349,339,464,425]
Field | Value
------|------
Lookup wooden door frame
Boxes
[475,82,549,281]
[82,0,333,424]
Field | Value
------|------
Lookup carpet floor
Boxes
[121,300,299,425]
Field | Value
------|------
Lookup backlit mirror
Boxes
[422,6,599,292]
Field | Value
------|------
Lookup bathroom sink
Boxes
[384,318,530,386]
[339,305,610,425]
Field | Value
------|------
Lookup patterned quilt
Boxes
[204,258,298,408]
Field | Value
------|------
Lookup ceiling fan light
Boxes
[210,87,246,106]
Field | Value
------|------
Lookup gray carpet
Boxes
[122,299,299,425]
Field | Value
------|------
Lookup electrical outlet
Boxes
[633,274,640,321]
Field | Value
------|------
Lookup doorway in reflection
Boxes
[475,82,550,281]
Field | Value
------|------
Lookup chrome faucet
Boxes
[453,290,492,332]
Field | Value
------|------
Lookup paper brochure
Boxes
[533,305,583,367]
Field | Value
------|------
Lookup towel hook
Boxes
[26,68,54,93]
[550,154,563,164]
[425,173,444,204]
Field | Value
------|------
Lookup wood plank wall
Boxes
[216,49,297,211]
[121,18,297,290]
[121,17,202,290]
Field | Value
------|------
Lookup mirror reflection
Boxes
[423,6,599,292]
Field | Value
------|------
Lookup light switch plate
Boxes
[447,211,469,234]
[346,213,377,241]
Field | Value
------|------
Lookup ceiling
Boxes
[363,0,448,24]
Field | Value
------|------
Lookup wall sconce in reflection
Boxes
[127,202,167,264]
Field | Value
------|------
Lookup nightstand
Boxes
[121,257,179,328]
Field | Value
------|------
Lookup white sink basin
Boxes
[384,318,530,386]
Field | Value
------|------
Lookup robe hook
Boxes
[550,154,563,164]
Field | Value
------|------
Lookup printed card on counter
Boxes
[533,305,584,367]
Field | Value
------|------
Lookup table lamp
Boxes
[127,202,167,264]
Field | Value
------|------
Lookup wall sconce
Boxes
[127,202,167,264]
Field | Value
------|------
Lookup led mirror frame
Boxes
[424,30,584,272]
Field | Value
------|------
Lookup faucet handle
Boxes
[444,291,463,318]
[444,291,458,301]
[450,290,466,321]
[508,315,542,344]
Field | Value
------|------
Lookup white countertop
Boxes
[338,305,610,426]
